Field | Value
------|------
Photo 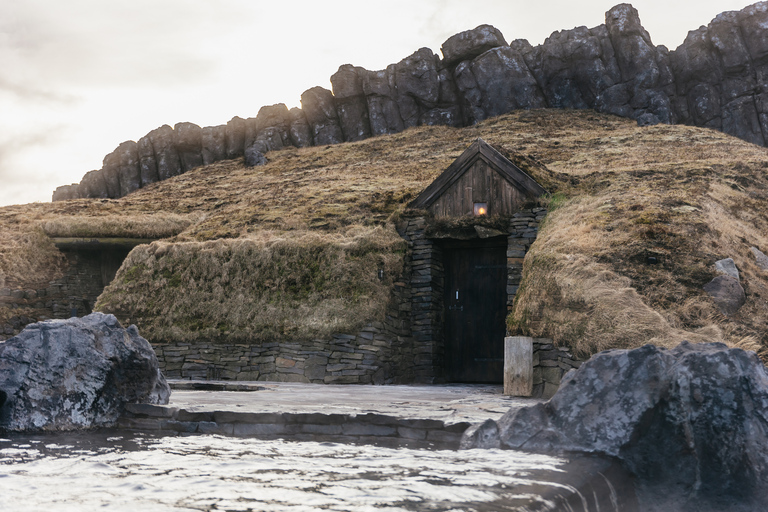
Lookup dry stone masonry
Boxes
[0,246,130,341]
[149,208,546,385]
[532,339,583,399]
[54,3,768,200]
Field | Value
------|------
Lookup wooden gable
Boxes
[408,138,546,217]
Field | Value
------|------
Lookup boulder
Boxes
[137,134,160,186]
[751,247,768,270]
[101,140,141,198]
[225,116,247,159]
[0,313,170,431]
[533,25,621,110]
[201,124,227,165]
[462,341,768,512]
[419,68,463,127]
[361,66,405,136]
[244,104,292,153]
[79,169,108,199]
[454,46,546,123]
[392,48,441,127]
[331,65,372,142]
[703,274,746,315]
[441,24,507,67]
[714,257,740,280]
[289,107,313,148]
[605,4,675,124]
[147,124,183,181]
[51,184,81,201]
[174,122,204,173]
[244,145,267,167]
[301,86,344,145]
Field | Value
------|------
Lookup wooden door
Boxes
[443,242,507,383]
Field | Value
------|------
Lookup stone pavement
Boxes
[119,381,543,448]
[167,381,541,423]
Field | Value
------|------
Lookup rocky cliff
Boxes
[53,2,768,201]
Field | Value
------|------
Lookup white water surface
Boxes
[0,432,570,511]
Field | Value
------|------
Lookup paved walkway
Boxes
[166,381,542,424]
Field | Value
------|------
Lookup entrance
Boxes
[442,238,507,383]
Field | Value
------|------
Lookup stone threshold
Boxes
[118,402,470,449]
[167,380,266,392]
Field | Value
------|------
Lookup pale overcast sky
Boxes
[0,0,757,206]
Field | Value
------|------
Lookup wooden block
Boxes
[504,336,533,396]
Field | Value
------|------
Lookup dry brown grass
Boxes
[40,213,198,239]
[1,109,767,355]
[96,227,404,343]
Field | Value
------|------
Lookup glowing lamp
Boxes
[474,202,488,216]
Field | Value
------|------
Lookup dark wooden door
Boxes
[443,243,507,383]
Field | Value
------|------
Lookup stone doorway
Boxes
[441,238,508,383]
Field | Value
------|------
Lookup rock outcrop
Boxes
[0,312,170,431]
[461,341,768,512]
[53,2,768,201]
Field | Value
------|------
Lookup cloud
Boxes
[0,0,248,91]
[0,77,79,104]
[0,128,63,179]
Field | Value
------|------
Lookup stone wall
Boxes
[397,207,546,383]
[154,324,401,385]
[150,207,545,384]
[152,260,418,384]
[507,209,547,310]
[0,249,107,340]
[532,338,584,398]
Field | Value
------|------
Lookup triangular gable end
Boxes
[408,138,546,216]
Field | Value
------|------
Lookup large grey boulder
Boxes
[51,184,81,201]
[137,133,160,186]
[301,86,344,145]
[331,65,372,142]
[201,124,228,165]
[244,145,267,167]
[703,274,746,315]
[101,141,140,198]
[225,116,247,159]
[289,107,313,148]
[174,122,204,173]
[454,46,546,123]
[441,24,507,66]
[147,124,183,181]
[0,313,170,432]
[79,169,108,199]
[244,104,293,153]
[461,341,768,512]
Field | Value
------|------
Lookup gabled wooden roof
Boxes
[408,138,546,209]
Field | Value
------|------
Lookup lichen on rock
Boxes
[0,312,170,432]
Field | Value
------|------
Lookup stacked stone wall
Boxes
[400,217,445,383]
[397,207,545,383]
[532,338,584,398]
[152,258,418,384]
[507,208,547,310]
[0,250,105,340]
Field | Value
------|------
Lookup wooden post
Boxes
[504,336,533,396]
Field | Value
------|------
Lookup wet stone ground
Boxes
[0,430,597,512]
